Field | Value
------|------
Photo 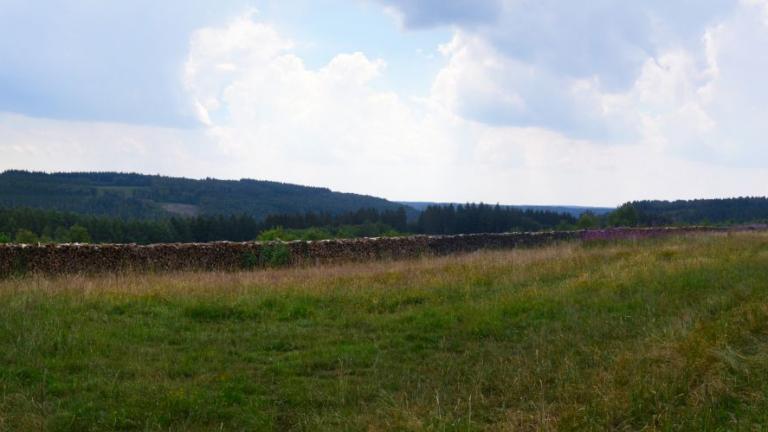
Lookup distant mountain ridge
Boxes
[400,202,614,217]
[0,170,408,220]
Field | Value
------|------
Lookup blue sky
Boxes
[1,0,767,206]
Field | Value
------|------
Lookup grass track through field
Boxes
[1,233,768,430]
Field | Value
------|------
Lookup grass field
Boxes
[1,232,768,431]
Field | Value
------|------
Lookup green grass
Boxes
[2,233,768,430]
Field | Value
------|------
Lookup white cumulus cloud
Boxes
[172,11,768,204]
[182,13,463,199]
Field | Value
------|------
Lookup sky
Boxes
[1,0,768,206]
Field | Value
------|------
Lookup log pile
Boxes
[0,227,726,278]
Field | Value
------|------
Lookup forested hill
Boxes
[0,170,407,220]
[629,197,768,225]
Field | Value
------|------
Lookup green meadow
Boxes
[2,232,768,431]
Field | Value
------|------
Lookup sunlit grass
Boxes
[1,232,767,430]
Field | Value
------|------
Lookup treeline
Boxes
[257,204,574,240]
[0,203,575,244]
[628,197,768,225]
[0,207,410,244]
[5,195,768,245]
[416,203,575,234]
[262,207,408,232]
[571,197,768,229]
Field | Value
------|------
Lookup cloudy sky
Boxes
[1,0,767,206]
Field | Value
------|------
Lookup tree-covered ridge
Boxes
[0,170,407,220]
[622,197,768,226]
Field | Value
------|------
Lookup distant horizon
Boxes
[3,1,768,206]
[5,168,768,210]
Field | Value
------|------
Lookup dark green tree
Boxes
[15,228,39,244]
[68,225,92,243]
[576,211,600,229]
[608,204,640,227]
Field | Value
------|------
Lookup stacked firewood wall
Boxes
[0,227,724,278]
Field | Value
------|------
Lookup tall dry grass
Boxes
[1,232,766,431]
